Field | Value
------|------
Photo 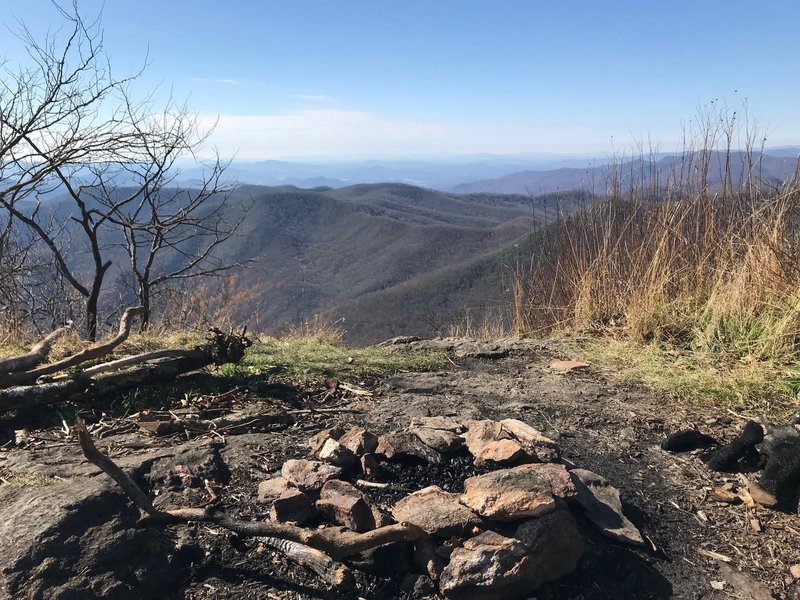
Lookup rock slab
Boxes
[281,459,342,493]
[376,432,443,464]
[439,510,583,599]
[316,480,375,532]
[392,485,480,536]
[461,465,557,520]
[570,468,644,546]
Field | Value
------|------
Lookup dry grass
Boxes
[513,104,800,416]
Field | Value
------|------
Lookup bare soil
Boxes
[3,338,797,599]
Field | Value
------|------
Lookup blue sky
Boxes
[4,1,799,159]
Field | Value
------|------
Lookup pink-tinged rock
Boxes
[549,359,590,373]
[410,427,464,454]
[317,438,356,468]
[338,426,379,455]
[408,416,464,433]
[519,463,576,499]
[440,512,583,598]
[269,488,317,524]
[472,438,529,467]
[376,432,443,464]
[256,476,293,503]
[500,419,559,462]
[462,419,507,455]
[308,426,345,457]
[391,485,481,536]
[570,468,644,546]
[461,465,556,521]
[281,459,342,493]
[316,480,375,532]
[439,531,529,599]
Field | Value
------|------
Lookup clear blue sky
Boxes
[4,1,799,159]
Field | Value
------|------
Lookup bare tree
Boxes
[86,96,251,330]
[0,4,248,338]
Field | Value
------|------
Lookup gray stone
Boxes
[0,444,198,599]
[392,485,481,536]
[513,510,584,587]
[570,468,644,546]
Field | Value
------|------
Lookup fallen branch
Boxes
[257,537,354,589]
[1,349,206,412]
[0,328,250,413]
[0,324,72,374]
[78,349,189,377]
[76,419,158,517]
[0,307,144,388]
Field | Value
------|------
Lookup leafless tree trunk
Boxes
[0,4,250,338]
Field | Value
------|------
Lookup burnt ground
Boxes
[3,338,797,599]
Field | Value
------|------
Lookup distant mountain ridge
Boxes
[172,148,800,193]
[451,151,800,195]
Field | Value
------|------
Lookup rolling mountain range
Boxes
[212,184,589,343]
[27,149,799,344]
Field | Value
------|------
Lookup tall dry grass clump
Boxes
[514,103,800,362]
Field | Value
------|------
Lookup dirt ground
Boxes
[3,338,797,599]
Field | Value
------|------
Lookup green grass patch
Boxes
[231,334,447,384]
[564,336,800,422]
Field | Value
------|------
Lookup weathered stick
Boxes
[0,307,144,388]
[0,324,72,374]
[149,507,426,560]
[257,537,354,589]
[75,418,158,517]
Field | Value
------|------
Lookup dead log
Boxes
[75,419,426,586]
[0,330,248,412]
[0,307,144,388]
[78,349,191,377]
[0,324,72,374]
